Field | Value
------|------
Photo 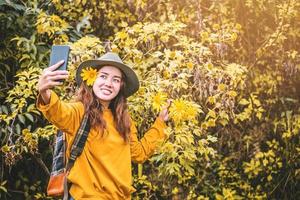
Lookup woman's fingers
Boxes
[166,99,173,109]
[37,61,69,93]
[48,80,64,87]
[43,66,68,78]
[40,72,68,87]
[43,65,68,81]
[159,99,173,122]
[47,75,69,82]
[38,78,65,92]
[48,69,69,75]
[45,71,68,80]
[47,60,65,71]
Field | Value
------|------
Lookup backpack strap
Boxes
[50,129,66,176]
[62,113,90,200]
[66,113,90,171]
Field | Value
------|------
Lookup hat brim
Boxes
[76,60,139,97]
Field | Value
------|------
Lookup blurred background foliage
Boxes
[0,0,299,199]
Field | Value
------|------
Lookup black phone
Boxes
[49,45,70,71]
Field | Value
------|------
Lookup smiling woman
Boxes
[36,52,171,200]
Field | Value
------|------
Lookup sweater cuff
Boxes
[36,90,59,111]
[154,117,167,129]
[153,117,167,138]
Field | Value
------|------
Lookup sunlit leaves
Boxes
[3,67,40,124]
[239,98,250,105]
[243,140,283,184]
[227,90,237,98]
[116,31,128,40]
[1,0,300,199]
[22,129,38,154]
[71,36,104,56]
[36,12,70,41]
[215,188,242,200]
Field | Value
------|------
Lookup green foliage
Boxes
[0,0,299,199]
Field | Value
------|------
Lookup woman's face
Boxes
[93,66,122,107]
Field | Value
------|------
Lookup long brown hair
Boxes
[74,77,131,142]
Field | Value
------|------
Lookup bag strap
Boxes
[50,130,66,176]
[66,113,90,171]
[61,113,90,200]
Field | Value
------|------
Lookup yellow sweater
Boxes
[37,91,166,200]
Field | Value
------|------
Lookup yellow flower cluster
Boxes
[169,99,202,124]
[81,67,98,86]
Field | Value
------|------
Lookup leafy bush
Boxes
[0,0,299,199]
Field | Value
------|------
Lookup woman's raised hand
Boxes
[37,60,68,104]
[159,99,172,122]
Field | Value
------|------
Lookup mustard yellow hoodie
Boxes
[37,91,166,200]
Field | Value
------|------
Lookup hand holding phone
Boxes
[37,45,70,104]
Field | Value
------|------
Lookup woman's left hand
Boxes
[159,100,172,122]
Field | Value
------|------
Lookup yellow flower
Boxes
[218,84,226,91]
[207,96,216,104]
[207,119,216,127]
[169,99,202,124]
[228,90,237,97]
[152,92,167,111]
[235,23,242,30]
[212,23,220,30]
[81,67,98,86]
[186,62,194,69]
[200,31,209,41]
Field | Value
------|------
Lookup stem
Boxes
[7,116,16,145]
[7,189,24,194]
[138,163,143,178]
[196,0,203,33]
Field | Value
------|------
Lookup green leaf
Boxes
[239,98,250,105]
[16,124,21,134]
[24,113,34,122]
[17,114,26,124]
[1,105,8,114]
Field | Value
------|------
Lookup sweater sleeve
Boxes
[130,118,167,163]
[36,90,84,135]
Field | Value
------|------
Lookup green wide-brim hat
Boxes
[76,52,139,97]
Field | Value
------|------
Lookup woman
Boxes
[37,52,170,200]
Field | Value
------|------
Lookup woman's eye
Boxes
[99,74,107,79]
[113,78,120,83]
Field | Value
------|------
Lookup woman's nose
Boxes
[104,79,112,87]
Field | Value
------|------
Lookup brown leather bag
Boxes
[47,171,67,196]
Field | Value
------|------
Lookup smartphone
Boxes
[49,45,70,71]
